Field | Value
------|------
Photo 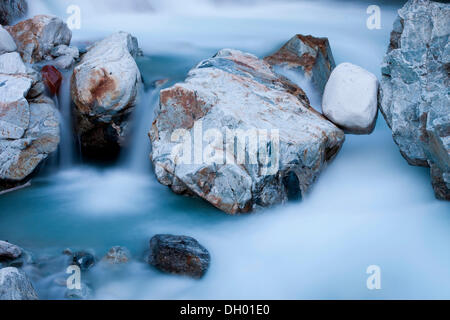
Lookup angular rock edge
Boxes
[150,49,345,214]
[148,234,210,279]
[379,0,449,200]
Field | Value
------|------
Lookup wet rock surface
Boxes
[71,251,95,271]
[41,65,62,95]
[0,267,38,300]
[0,240,22,261]
[65,284,92,300]
[322,63,379,134]
[150,49,344,213]
[71,32,142,159]
[379,0,449,200]
[148,234,210,279]
[0,0,28,26]
[0,25,17,54]
[6,15,72,64]
[265,34,336,95]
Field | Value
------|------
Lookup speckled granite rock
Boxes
[150,49,344,214]
[0,25,17,54]
[379,0,449,200]
[0,267,38,300]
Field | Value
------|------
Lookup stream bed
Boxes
[0,0,449,299]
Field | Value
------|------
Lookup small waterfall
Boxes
[52,70,76,169]
[125,89,159,173]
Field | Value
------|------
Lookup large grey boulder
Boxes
[150,49,344,214]
[6,15,72,64]
[322,63,379,134]
[0,25,17,54]
[148,235,210,279]
[265,34,336,96]
[0,267,38,300]
[0,0,28,25]
[379,0,449,200]
[71,32,142,158]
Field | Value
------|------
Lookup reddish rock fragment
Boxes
[41,65,62,95]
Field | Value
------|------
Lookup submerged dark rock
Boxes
[148,234,210,279]
[379,0,449,200]
[72,251,95,271]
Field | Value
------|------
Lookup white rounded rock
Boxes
[322,62,379,134]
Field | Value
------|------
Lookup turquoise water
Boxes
[1,0,449,299]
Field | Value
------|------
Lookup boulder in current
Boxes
[71,251,95,271]
[150,49,344,214]
[0,240,22,261]
[148,234,210,279]
[322,63,379,134]
[71,32,142,159]
[379,0,449,200]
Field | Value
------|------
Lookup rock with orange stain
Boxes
[71,32,142,159]
[41,65,62,95]
[6,15,71,64]
[150,49,344,214]
[265,34,335,96]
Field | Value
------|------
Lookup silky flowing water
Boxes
[0,0,449,299]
